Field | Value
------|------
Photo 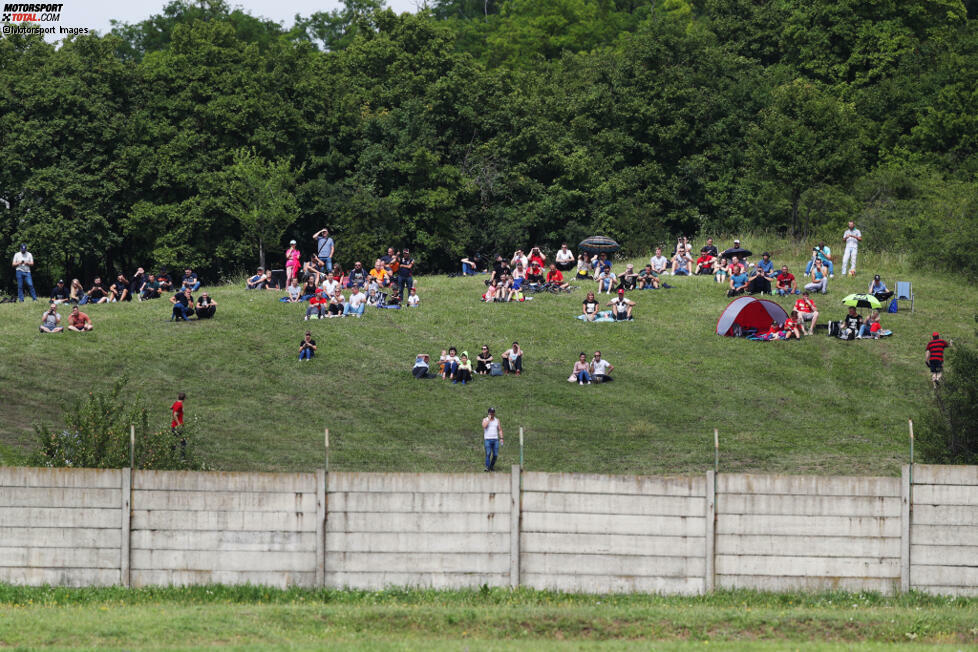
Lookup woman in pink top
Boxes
[285,240,301,284]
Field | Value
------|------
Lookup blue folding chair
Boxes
[896,281,914,312]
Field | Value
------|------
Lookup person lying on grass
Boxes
[412,353,431,378]
[607,289,635,321]
[582,291,600,321]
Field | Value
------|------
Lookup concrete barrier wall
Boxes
[1,465,977,595]
[910,465,978,597]
[325,472,512,589]
[521,472,707,594]
[130,470,320,588]
[0,467,124,587]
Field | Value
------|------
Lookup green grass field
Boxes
[0,236,971,475]
[0,585,976,649]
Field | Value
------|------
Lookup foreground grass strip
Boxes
[0,586,976,648]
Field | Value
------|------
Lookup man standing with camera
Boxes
[12,243,37,302]
[313,228,334,273]
[841,221,862,277]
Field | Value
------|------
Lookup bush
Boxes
[31,377,203,470]
[917,344,978,465]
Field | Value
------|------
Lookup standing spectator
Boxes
[775,265,798,296]
[285,241,301,286]
[554,244,575,271]
[396,248,414,299]
[482,407,503,472]
[67,305,93,332]
[181,268,200,292]
[49,279,69,304]
[502,342,523,375]
[794,292,819,335]
[571,352,592,384]
[841,221,862,277]
[925,332,951,387]
[590,350,614,383]
[69,279,86,304]
[650,247,669,276]
[86,277,109,304]
[38,303,63,333]
[476,345,493,375]
[313,228,334,272]
[170,392,186,434]
[140,274,161,301]
[196,292,217,319]
[12,243,37,302]
[299,332,317,361]
[109,274,130,302]
[170,288,194,321]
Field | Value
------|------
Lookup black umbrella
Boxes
[578,236,621,253]
[721,247,752,259]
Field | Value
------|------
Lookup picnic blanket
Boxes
[576,311,618,323]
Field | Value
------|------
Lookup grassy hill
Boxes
[0,237,970,476]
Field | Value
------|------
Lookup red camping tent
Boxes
[716,296,788,336]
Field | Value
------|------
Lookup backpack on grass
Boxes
[490,363,503,376]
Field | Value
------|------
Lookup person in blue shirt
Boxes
[868,275,893,301]
[756,252,774,275]
[181,268,200,292]
[805,243,835,277]
[313,228,334,273]
[727,269,749,297]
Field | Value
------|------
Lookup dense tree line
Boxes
[2,0,978,289]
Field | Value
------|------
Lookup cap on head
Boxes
[762,252,770,257]
[20,244,27,251]
[618,288,625,294]
[734,239,740,244]
[290,239,297,245]
[488,407,495,413]
[874,274,880,280]
[933,332,940,338]
[57,279,64,284]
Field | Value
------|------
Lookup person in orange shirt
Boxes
[67,306,93,332]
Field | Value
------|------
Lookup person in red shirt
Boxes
[526,260,545,284]
[305,289,327,320]
[781,310,802,340]
[528,246,546,268]
[67,306,93,332]
[776,265,798,296]
[793,292,819,335]
[171,392,185,432]
[695,253,715,275]
[545,264,568,290]
[925,332,951,387]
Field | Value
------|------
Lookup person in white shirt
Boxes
[510,250,528,270]
[321,276,339,298]
[607,289,635,320]
[12,243,37,302]
[482,407,503,472]
[406,287,420,306]
[554,243,575,271]
[590,351,614,383]
[841,220,862,277]
[650,247,669,276]
[343,285,367,317]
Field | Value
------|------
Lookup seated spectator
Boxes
[442,346,461,379]
[571,352,592,384]
[575,254,591,280]
[170,288,194,321]
[721,239,748,265]
[671,247,692,276]
[388,291,402,306]
[303,255,326,284]
[502,341,523,375]
[590,350,614,382]
[298,331,317,361]
[321,275,339,298]
[714,258,730,284]
[406,287,420,307]
[607,289,635,321]
[775,265,798,296]
[330,263,345,286]
[528,246,546,268]
[590,252,609,271]
[618,264,638,290]
[840,306,862,340]
[757,252,774,277]
[327,289,345,317]
[50,279,69,304]
[554,244,575,271]
[344,286,367,316]
[747,264,771,295]
[305,289,327,320]
[638,264,660,289]
[39,303,63,333]
[412,353,431,378]
[859,310,882,339]
[700,237,718,257]
[805,259,828,294]
[695,252,715,275]
[597,265,616,294]
[511,249,528,270]
[525,260,545,285]
[794,292,819,335]
[476,345,493,374]
[286,278,302,303]
[582,291,600,321]
[366,287,383,307]
[69,278,86,304]
[369,260,389,287]
[460,254,484,276]
[196,292,217,319]
[781,310,802,340]
[805,242,834,278]
[501,274,517,302]
[546,264,568,290]
[129,268,146,299]
[484,281,501,303]
[650,247,669,276]
[347,261,368,288]
[511,263,525,291]
[454,353,473,385]
[728,256,744,276]
[261,269,279,290]
[86,277,109,304]
[109,274,130,302]
[299,277,318,301]
[67,305,93,332]
[139,274,161,301]
[246,267,266,289]
[869,275,894,302]
[181,268,200,292]
[157,270,174,293]
[727,267,749,297]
